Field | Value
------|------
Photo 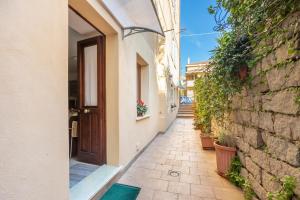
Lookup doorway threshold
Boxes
[70,160,100,188]
[70,165,122,200]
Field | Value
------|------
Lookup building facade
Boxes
[0,0,180,199]
[185,61,209,100]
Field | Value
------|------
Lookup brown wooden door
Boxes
[77,36,106,165]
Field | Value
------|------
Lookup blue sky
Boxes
[180,0,219,75]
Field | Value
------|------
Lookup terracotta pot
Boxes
[214,142,236,177]
[238,65,248,80]
[200,135,215,150]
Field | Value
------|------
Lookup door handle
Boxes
[83,108,90,114]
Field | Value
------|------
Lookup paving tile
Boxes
[118,119,243,200]
[155,164,173,172]
[160,171,180,182]
[165,159,182,166]
[180,174,201,184]
[137,188,155,200]
[153,191,178,200]
[143,178,169,191]
[214,187,244,200]
[191,184,215,198]
[181,161,198,168]
[189,167,208,176]
[200,176,225,188]
[168,181,190,195]
[172,165,190,174]
[178,194,203,200]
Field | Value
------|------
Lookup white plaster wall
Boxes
[83,0,181,166]
[119,33,161,165]
[0,0,69,200]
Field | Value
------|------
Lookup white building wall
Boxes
[0,0,180,198]
[0,0,69,199]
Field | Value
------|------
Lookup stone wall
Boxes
[228,12,300,199]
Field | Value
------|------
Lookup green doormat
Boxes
[100,183,141,200]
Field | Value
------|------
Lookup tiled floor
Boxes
[118,118,244,200]
[69,159,99,188]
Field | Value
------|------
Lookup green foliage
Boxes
[194,0,300,156]
[227,156,254,200]
[217,130,235,147]
[268,176,296,200]
[137,100,148,116]
[244,179,255,200]
[193,32,248,132]
[227,156,244,187]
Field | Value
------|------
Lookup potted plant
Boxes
[214,130,236,176]
[137,99,148,117]
[194,117,215,150]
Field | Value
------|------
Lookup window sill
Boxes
[136,114,151,121]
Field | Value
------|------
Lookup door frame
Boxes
[77,36,106,165]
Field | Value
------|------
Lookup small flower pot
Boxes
[238,65,248,80]
[200,135,215,150]
[214,142,236,177]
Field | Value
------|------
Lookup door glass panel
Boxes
[84,45,98,106]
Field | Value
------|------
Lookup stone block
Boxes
[262,90,300,115]
[262,132,300,166]
[231,110,251,125]
[240,167,249,178]
[230,123,244,137]
[274,114,300,140]
[231,95,242,110]
[249,147,271,172]
[250,111,259,127]
[253,95,262,111]
[241,95,254,110]
[285,60,300,88]
[244,127,264,148]
[237,150,246,166]
[252,74,270,93]
[275,43,291,63]
[236,137,250,153]
[245,157,261,183]
[258,112,274,132]
[249,174,267,200]
[266,60,300,91]
[261,171,281,193]
[268,157,300,196]
[261,52,277,71]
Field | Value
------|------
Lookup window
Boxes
[136,54,149,117]
[137,63,142,101]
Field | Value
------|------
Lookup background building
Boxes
[185,60,210,100]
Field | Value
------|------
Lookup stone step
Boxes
[178,111,194,114]
[177,113,194,118]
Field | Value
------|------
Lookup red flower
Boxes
[137,99,144,105]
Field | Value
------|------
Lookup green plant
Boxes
[227,157,254,200]
[199,0,300,129]
[217,130,235,147]
[227,156,244,187]
[194,76,213,134]
[137,99,148,117]
[244,179,255,200]
[268,176,296,200]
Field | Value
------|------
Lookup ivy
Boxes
[194,0,300,133]
[226,156,255,200]
[268,176,296,200]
